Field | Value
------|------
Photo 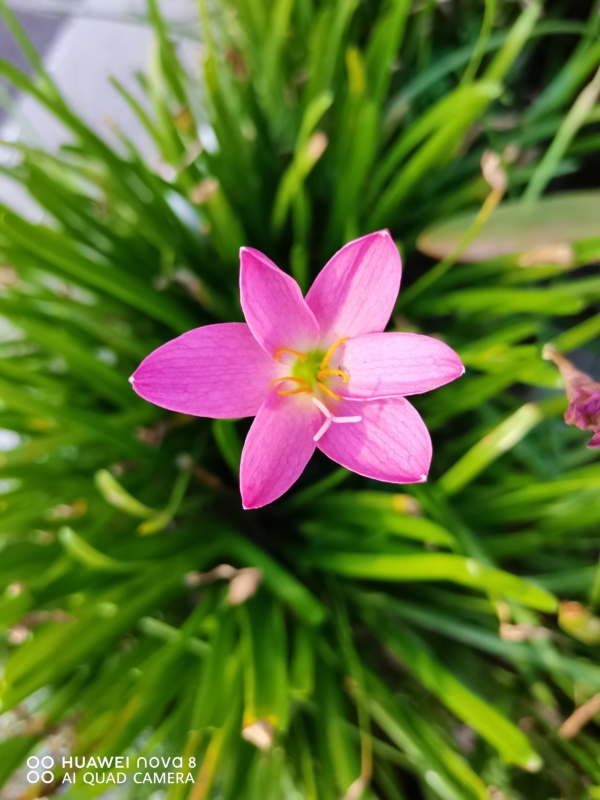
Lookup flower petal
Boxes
[305,230,401,340]
[317,397,432,483]
[338,332,464,399]
[240,247,320,357]
[240,392,320,508]
[131,323,276,418]
[588,431,600,448]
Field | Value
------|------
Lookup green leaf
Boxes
[372,624,542,771]
[0,209,194,332]
[417,191,600,261]
[306,491,457,547]
[212,420,243,476]
[239,593,289,730]
[414,287,584,316]
[58,527,146,573]
[483,0,542,83]
[364,0,411,106]
[94,469,159,518]
[525,66,600,200]
[314,551,558,611]
[368,83,501,227]
[439,403,544,495]
[225,534,327,626]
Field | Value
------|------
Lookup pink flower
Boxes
[543,345,600,449]
[130,231,464,508]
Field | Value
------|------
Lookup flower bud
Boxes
[558,600,600,644]
[543,346,600,448]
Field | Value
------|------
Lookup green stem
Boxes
[460,0,497,85]
[398,187,504,308]
[524,64,600,201]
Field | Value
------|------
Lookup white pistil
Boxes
[314,417,332,442]
[312,398,332,441]
[311,397,362,442]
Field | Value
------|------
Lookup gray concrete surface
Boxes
[0,0,200,218]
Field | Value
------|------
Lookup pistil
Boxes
[312,398,362,442]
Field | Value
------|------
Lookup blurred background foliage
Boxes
[0,0,599,798]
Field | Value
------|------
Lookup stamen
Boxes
[274,348,308,363]
[318,368,349,383]
[320,338,348,370]
[317,382,342,401]
[277,386,312,396]
[272,377,309,386]
[274,376,311,396]
[332,415,362,424]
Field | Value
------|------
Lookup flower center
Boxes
[273,338,348,400]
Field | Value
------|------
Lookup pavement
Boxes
[0,0,199,218]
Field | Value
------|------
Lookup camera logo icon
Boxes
[26,756,54,784]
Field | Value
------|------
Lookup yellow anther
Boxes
[278,386,312,396]
[318,368,349,383]
[317,381,342,401]
[320,338,348,370]
[274,348,308,363]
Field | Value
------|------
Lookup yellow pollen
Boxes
[317,381,342,401]
[318,368,348,383]
[274,348,308,363]
[320,338,348,370]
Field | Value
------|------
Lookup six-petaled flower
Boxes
[130,231,464,508]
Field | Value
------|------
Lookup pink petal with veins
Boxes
[240,391,321,508]
[337,332,464,399]
[240,247,320,357]
[317,396,432,483]
[305,230,401,341]
[130,323,276,418]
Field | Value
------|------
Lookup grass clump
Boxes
[0,1,599,798]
